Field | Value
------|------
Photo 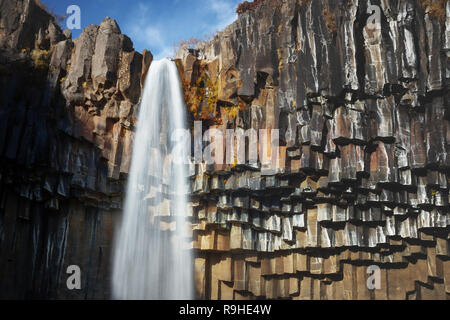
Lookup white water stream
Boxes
[112,59,193,300]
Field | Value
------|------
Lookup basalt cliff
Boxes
[0,0,449,300]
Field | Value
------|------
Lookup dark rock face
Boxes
[0,1,150,299]
[178,0,450,300]
[0,0,64,50]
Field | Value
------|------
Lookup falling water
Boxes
[112,59,193,300]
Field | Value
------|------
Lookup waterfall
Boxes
[112,59,193,300]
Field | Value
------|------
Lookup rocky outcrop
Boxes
[0,0,64,50]
[177,0,450,300]
[0,0,150,299]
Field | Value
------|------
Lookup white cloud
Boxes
[123,2,174,59]
[155,46,175,60]
[207,0,238,31]
[122,0,239,59]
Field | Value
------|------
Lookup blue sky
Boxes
[42,0,241,59]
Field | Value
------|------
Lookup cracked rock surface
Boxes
[177,0,450,300]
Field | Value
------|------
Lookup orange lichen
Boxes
[178,60,222,125]
[323,8,337,34]
[421,0,446,24]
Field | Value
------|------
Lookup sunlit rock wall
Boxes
[177,0,450,300]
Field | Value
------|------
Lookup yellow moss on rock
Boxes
[182,60,222,124]
[31,48,52,71]
[277,48,283,73]
[223,106,240,120]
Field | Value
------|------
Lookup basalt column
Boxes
[177,0,450,300]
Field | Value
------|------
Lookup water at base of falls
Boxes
[112,59,193,300]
